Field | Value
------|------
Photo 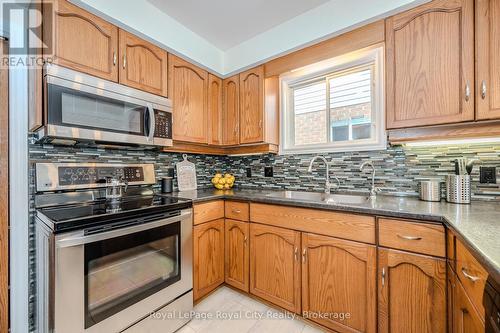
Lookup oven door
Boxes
[53,209,192,333]
[44,73,172,147]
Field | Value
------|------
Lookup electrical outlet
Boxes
[264,166,273,177]
[480,167,496,184]
[246,167,252,178]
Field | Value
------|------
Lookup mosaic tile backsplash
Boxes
[29,140,500,199]
[27,139,500,330]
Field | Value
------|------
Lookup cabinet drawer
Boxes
[193,200,224,225]
[225,201,249,221]
[250,203,375,244]
[456,239,488,318]
[378,218,445,257]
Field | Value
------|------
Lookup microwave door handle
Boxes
[56,210,192,248]
[146,103,155,142]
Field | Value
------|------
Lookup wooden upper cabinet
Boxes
[476,0,500,120]
[168,54,209,143]
[378,248,446,333]
[386,0,475,129]
[118,30,168,97]
[222,75,240,145]
[302,234,377,333]
[193,219,225,301]
[46,0,118,81]
[249,223,301,313]
[225,219,249,292]
[208,74,223,145]
[239,66,264,144]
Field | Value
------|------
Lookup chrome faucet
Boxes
[308,156,336,194]
[360,161,377,197]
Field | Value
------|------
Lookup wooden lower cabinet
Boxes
[378,248,447,333]
[249,223,301,313]
[302,233,377,333]
[453,273,485,333]
[193,219,225,301]
[225,219,249,292]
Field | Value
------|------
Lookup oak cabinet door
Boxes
[239,66,264,144]
[386,0,475,129]
[224,219,249,292]
[168,55,208,143]
[208,74,223,145]
[193,219,224,301]
[302,233,377,333]
[222,75,240,145]
[378,248,447,333]
[476,0,500,120]
[453,275,485,333]
[118,30,168,97]
[249,223,301,313]
[46,0,118,81]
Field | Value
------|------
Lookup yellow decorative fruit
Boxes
[211,177,219,185]
[224,183,230,189]
[224,173,232,178]
[218,178,226,185]
[226,178,234,185]
[215,173,222,179]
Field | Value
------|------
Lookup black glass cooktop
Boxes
[37,195,192,233]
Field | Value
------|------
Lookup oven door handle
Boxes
[56,209,192,248]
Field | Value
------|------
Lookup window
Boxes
[281,47,385,154]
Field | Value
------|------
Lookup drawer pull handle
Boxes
[232,209,241,214]
[461,268,480,282]
[397,234,422,241]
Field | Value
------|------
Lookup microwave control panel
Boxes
[154,111,172,139]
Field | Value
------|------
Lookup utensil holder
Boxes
[419,180,442,202]
[446,175,471,204]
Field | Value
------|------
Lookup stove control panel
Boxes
[58,166,144,186]
[36,163,156,191]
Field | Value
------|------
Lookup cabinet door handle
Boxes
[244,236,247,245]
[481,80,487,100]
[382,267,386,287]
[113,51,117,66]
[397,234,422,241]
[461,268,480,282]
[465,83,471,102]
[294,247,298,261]
[302,248,307,263]
[123,52,127,69]
[259,120,263,129]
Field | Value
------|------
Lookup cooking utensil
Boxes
[466,159,479,175]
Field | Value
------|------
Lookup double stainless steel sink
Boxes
[265,190,370,205]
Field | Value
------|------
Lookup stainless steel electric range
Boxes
[35,163,193,333]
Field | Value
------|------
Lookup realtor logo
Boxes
[2,1,53,66]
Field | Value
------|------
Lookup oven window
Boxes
[84,222,180,328]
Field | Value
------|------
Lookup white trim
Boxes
[279,45,386,155]
[8,5,30,332]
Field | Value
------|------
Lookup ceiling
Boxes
[76,0,429,75]
[146,0,330,51]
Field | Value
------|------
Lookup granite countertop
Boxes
[164,188,500,282]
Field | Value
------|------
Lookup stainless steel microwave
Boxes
[36,64,173,147]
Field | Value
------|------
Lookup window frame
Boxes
[280,46,386,155]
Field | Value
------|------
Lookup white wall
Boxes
[73,0,225,75]
[76,0,429,76]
